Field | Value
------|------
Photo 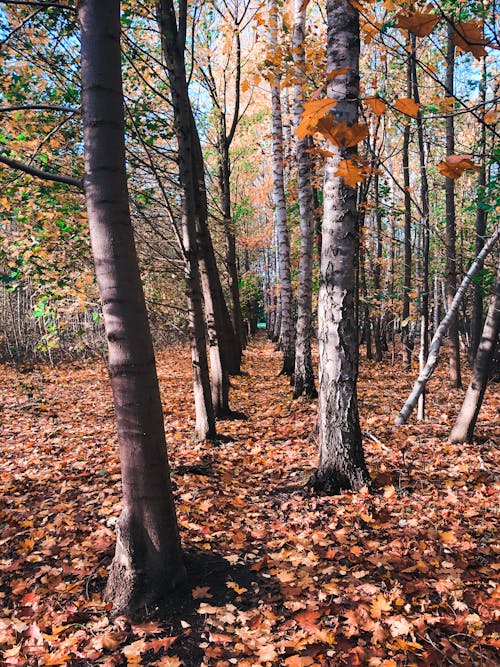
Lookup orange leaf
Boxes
[294,609,321,633]
[364,96,386,116]
[453,21,489,60]
[316,118,369,147]
[295,98,338,138]
[395,11,440,38]
[334,159,366,188]
[394,97,420,118]
[438,154,480,179]
[305,147,335,157]
[326,67,348,81]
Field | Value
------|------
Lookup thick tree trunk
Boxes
[450,257,500,443]
[396,227,499,425]
[309,0,369,494]
[292,0,316,398]
[78,0,185,616]
[268,0,295,376]
[445,25,462,388]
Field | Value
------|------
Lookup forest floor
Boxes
[0,333,499,666]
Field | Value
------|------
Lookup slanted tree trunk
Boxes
[268,0,295,376]
[396,227,499,425]
[78,0,185,615]
[445,24,462,388]
[450,257,500,443]
[292,0,316,398]
[309,0,369,494]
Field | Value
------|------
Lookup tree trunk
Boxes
[410,34,430,420]
[268,0,295,376]
[292,0,316,398]
[309,0,369,494]
[396,227,499,425]
[157,0,229,422]
[78,0,185,616]
[445,24,462,388]
[402,47,413,371]
[450,256,500,443]
[470,58,488,363]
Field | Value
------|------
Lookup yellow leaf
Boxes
[241,79,250,93]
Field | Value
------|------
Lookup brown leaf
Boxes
[395,11,440,37]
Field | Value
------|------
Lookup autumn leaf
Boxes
[294,609,322,633]
[334,159,366,187]
[305,147,335,158]
[371,594,392,619]
[192,586,212,599]
[438,154,480,179]
[395,11,440,38]
[453,21,489,60]
[155,657,183,667]
[326,67,349,81]
[315,118,369,148]
[394,98,420,118]
[295,98,338,138]
[364,96,386,116]
[386,615,412,637]
[285,657,316,666]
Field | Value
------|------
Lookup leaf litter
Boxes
[0,335,498,665]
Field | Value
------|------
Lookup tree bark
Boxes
[268,0,295,376]
[445,24,462,388]
[450,256,500,443]
[292,0,316,398]
[402,47,413,371]
[470,58,488,363]
[396,227,499,425]
[309,0,369,494]
[78,0,185,616]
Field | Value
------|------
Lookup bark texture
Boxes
[268,0,295,376]
[292,0,316,398]
[78,0,185,615]
[449,257,500,443]
[309,0,369,494]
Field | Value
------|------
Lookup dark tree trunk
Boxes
[78,0,185,616]
[445,24,462,388]
[470,59,488,363]
[309,0,369,494]
[402,48,413,371]
[450,257,500,443]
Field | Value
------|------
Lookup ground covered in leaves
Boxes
[1,334,499,666]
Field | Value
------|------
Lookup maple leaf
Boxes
[295,98,338,139]
[294,609,322,633]
[284,657,316,666]
[386,615,412,637]
[438,155,480,179]
[258,644,278,662]
[315,117,369,148]
[334,159,366,188]
[326,67,349,81]
[364,97,386,116]
[192,586,212,599]
[394,98,420,118]
[395,11,440,38]
[155,657,183,667]
[305,147,335,158]
[453,21,489,60]
[371,594,392,619]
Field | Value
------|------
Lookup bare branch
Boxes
[0,154,83,189]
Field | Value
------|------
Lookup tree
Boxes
[291,0,317,399]
[449,255,500,443]
[78,0,185,614]
[309,0,369,494]
[268,0,295,377]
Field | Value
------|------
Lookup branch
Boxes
[0,1,76,9]
[395,226,500,425]
[0,154,83,189]
[0,104,80,113]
